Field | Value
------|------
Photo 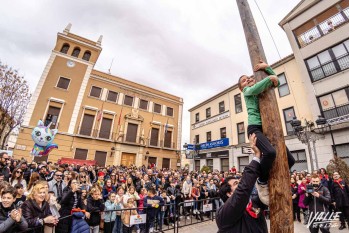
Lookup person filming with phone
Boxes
[56,179,84,233]
[303,174,331,233]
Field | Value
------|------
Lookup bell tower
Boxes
[23,24,103,135]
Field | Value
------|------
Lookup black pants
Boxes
[339,206,349,226]
[104,221,115,233]
[293,203,301,221]
[309,221,330,233]
[248,125,295,183]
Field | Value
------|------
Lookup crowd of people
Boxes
[0,150,348,233]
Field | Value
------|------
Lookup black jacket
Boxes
[291,183,299,205]
[21,199,52,233]
[56,187,83,233]
[303,184,331,214]
[216,160,268,233]
[331,180,349,208]
[86,197,105,227]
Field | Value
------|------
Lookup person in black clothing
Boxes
[216,133,268,233]
[86,187,105,233]
[0,152,11,182]
[331,171,349,230]
[56,179,83,233]
[303,174,331,233]
[14,183,26,208]
[291,177,301,222]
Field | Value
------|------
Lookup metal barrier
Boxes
[16,197,221,233]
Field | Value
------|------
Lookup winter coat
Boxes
[21,199,52,233]
[303,184,331,214]
[331,179,349,208]
[102,185,117,201]
[86,197,105,227]
[0,203,28,233]
[104,200,121,222]
[216,160,268,233]
[71,212,89,233]
[121,203,138,227]
[297,183,308,209]
[144,195,165,218]
[182,181,192,198]
[56,187,83,233]
[291,183,299,205]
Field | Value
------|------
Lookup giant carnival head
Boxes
[31,120,58,147]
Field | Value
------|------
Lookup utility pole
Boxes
[236,1,294,233]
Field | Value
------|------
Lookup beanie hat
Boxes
[98,171,105,177]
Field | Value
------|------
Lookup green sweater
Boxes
[243,67,279,126]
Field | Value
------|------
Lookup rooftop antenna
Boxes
[108,58,114,74]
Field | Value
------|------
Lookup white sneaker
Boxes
[256,181,269,206]
[137,229,141,233]
[193,209,197,214]
[186,216,190,220]
[150,227,154,233]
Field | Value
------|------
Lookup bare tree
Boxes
[0,61,31,149]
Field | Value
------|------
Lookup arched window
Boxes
[60,43,70,54]
[71,47,81,57]
[82,51,91,61]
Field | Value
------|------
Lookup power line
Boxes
[253,0,282,60]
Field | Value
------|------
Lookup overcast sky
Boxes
[0,0,300,146]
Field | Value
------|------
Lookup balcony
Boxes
[322,103,349,121]
[296,7,349,48]
[147,139,176,150]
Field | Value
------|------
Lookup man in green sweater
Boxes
[238,61,295,206]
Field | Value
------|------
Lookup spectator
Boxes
[291,177,300,222]
[102,179,117,201]
[79,171,92,192]
[56,179,83,233]
[331,171,349,230]
[104,192,119,233]
[21,183,59,233]
[86,187,105,233]
[121,197,138,233]
[113,187,125,233]
[182,175,193,217]
[38,165,48,181]
[48,170,66,201]
[298,177,308,224]
[303,174,331,233]
[144,187,164,233]
[14,183,26,208]
[20,162,31,184]
[0,186,28,232]
[9,167,27,190]
[0,173,4,182]
[0,152,10,181]
[25,172,40,196]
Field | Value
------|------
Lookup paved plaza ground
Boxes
[179,220,344,233]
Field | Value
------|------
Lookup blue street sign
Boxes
[186,138,229,150]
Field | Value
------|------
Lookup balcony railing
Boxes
[323,103,349,120]
[77,128,115,140]
[297,7,349,48]
[147,139,176,149]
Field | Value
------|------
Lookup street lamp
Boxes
[315,116,337,156]
[290,117,325,171]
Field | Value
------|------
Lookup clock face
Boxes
[67,60,75,68]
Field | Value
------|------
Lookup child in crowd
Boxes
[14,183,26,207]
[105,192,118,233]
[121,197,138,233]
[159,190,170,232]
[166,181,177,218]
[144,188,164,233]
[238,60,295,205]
[191,182,200,215]
[48,190,61,218]
[113,187,125,233]
[86,187,105,233]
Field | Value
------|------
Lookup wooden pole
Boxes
[236,1,294,233]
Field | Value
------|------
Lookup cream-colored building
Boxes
[14,25,183,169]
[188,0,349,172]
[279,0,349,166]
[189,55,317,172]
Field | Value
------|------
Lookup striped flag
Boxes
[164,118,169,134]
[97,110,102,121]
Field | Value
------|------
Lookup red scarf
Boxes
[334,179,343,190]
[319,174,329,180]
[106,186,112,193]
[246,201,258,218]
